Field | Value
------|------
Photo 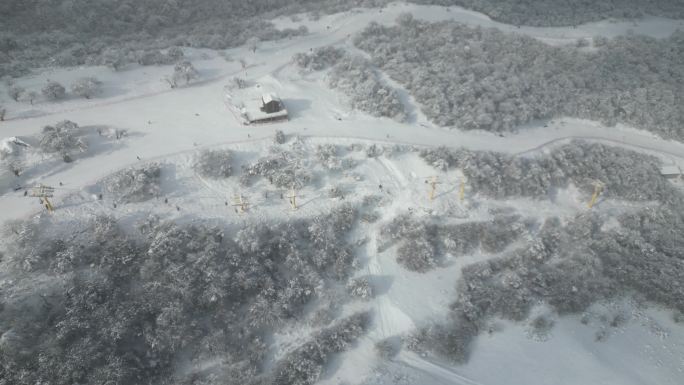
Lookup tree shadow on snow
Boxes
[283,98,311,119]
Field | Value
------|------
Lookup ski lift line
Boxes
[6,131,680,221]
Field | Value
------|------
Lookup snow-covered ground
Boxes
[1,2,684,385]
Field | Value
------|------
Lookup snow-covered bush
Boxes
[168,60,198,88]
[274,129,286,144]
[39,120,87,161]
[70,77,102,99]
[347,277,373,299]
[41,80,66,100]
[104,163,162,203]
[166,46,184,61]
[375,337,400,360]
[315,144,342,170]
[365,143,382,158]
[397,233,438,272]
[193,149,233,178]
[292,46,346,72]
[355,18,684,138]
[243,147,312,188]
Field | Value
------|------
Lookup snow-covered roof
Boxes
[0,137,30,155]
[262,93,281,104]
[660,165,682,176]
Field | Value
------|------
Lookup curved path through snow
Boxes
[1,2,683,221]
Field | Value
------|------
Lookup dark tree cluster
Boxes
[354,16,684,139]
[0,203,363,385]
[293,47,407,121]
[292,46,346,72]
[271,312,370,385]
[411,0,684,27]
[412,198,684,363]
[421,141,678,201]
[193,148,234,178]
[0,0,313,77]
[380,213,529,272]
[327,54,407,122]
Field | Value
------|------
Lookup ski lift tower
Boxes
[30,184,56,213]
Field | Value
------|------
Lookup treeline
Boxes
[408,199,684,363]
[420,141,678,202]
[354,15,684,139]
[379,213,530,272]
[411,0,684,27]
[0,203,365,384]
[294,47,407,121]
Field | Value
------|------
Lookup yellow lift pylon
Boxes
[30,184,56,213]
[458,178,466,202]
[587,181,604,209]
[232,193,249,213]
[287,185,298,210]
[428,176,441,201]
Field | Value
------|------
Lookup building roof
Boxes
[262,93,281,104]
[660,164,683,176]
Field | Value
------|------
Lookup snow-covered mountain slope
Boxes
[1,3,683,385]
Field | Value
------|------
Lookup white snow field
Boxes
[1,2,684,385]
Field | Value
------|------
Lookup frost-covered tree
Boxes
[327,53,407,122]
[272,312,370,385]
[243,147,312,188]
[347,277,373,299]
[166,46,184,61]
[354,18,684,138]
[70,77,102,99]
[274,129,286,144]
[41,80,66,100]
[193,149,233,178]
[104,163,162,203]
[168,60,198,88]
[292,46,346,72]
[246,36,260,53]
[39,120,87,161]
[8,84,23,101]
[420,141,676,201]
[0,105,5,121]
[20,90,38,105]
[315,144,342,170]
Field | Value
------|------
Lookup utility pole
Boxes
[287,185,298,210]
[30,184,56,213]
[232,193,249,213]
[587,181,604,209]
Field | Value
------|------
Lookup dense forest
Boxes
[412,0,684,26]
[0,204,368,385]
[3,0,682,77]
[354,16,684,138]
